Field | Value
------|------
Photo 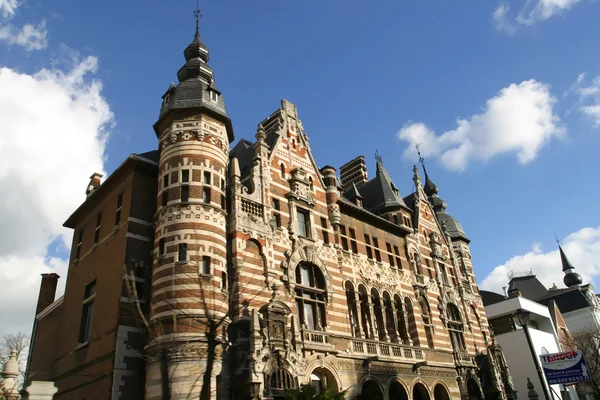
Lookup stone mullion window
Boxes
[349,228,358,254]
[295,263,326,331]
[447,304,466,351]
[339,225,349,251]
[372,237,382,263]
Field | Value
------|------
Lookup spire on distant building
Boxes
[556,237,583,288]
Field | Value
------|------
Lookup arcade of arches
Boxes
[358,379,454,400]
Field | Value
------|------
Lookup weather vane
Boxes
[194,0,202,29]
[414,142,428,176]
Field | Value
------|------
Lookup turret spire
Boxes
[556,236,583,288]
[415,143,438,196]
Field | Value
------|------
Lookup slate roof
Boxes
[356,162,407,214]
[507,275,549,300]
[230,139,254,176]
[480,290,508,306]
[536,287,591,313]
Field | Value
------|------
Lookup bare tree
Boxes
[124,259,266,400]
[561,328,600,396]
[0,332,29,389]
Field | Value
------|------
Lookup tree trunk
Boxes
[200,325,218,400]
[160,348,171,400]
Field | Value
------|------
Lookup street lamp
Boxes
[512,309,553,400]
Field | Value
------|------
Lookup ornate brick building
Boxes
[26,17,515,400]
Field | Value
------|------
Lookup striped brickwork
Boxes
[146,113,230,400]
[227,101,499,400]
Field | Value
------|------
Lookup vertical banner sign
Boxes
[540,350,591,385]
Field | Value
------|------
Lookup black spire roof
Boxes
[357,161,407,214]
[558,244,583,288]
[559,245,575,272]
[154,13,233,143]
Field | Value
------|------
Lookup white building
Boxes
[483,291,579,400]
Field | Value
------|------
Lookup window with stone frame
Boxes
[438,262,449,285]
[339,225,349,251]
[372,237,382,262]
[272,198,282,228]
[393,245,402,269]
[295,263,326,331]
[419,298,435,348]
[296,208,310,238]
[320,217,329,245]
[447,303,466,351]
[386,242,395,267]
[349,228,358,254]
[364,234,373,260]
[94,212,102,244]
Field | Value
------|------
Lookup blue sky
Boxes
[1,0,599,334]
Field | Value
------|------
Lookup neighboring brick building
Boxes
[26,16,516,400]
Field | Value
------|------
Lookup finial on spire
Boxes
[415,142,428,177]
[375,150,383,165]
[554,232,560,245]
[193,0,202,36]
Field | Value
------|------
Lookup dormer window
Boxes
[210,91,219,102]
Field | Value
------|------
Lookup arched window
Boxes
[405,297,419,345]
[280,163,286,178]
[447,303,465,351]
[309,176,314,191]
[359,285,373,339]
[295,263,326,331]
[268,368,296,396]
[419,298,434,348]
[371,288,386,341]
[345,282,360,337]
[394,294,409,344]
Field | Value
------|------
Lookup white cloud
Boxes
[567,73,600,126]
[493,4,517,35]
[517,0,581,25]
[0,19,47,50]
[0,55,112,336]
[0,0,21,18]
[397,80,564,171]
[480,227,600,295]
[492,0,582,34]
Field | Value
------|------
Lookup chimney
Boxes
[507,288,521,298]
[35,273,59,315]
[340,156,368,189]
[86,173,103,196]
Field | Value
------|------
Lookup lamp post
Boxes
[512,309,553,400]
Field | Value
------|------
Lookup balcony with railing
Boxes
[301,329,334,352]
[453,351,476,366]
[350,338,425,361]
[241,198,264,219]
